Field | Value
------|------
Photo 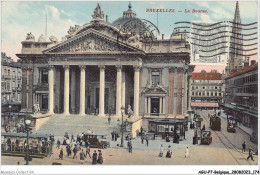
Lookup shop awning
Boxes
[191,102,219,107]
[150,118,185,124]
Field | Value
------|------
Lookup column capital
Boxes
[115,65,122,72]
[63,65,70,71]
[98,65,105,70]
[27,67,34,72]
[48,65,55,71]
[133,65,142,72]
[177,67,184,73]
[79,65,86,71]
[169,67,177,73]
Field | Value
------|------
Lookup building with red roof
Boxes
[191,70,224,110]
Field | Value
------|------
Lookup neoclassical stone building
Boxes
[17,4,193,138]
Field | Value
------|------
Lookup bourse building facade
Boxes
[16,4,193,138]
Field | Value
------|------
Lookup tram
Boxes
[1,133,53,158]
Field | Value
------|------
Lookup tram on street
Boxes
[1,133,53,158]
[210,115,221,131]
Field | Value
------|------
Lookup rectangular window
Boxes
[151,71,160,85]
[207,92,209,96]
[215,92,217,96]
[192,92,194,95]
[23,44,31,48]
[219,93,221,96]
[41,70,48,84]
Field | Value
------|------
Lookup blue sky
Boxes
[1,1,258,60]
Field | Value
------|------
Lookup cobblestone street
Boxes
[1,110,258,165]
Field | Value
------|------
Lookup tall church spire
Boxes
[233,1,241,24]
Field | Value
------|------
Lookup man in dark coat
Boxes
[141,135,144,144]
[92,150,98,165]
[242,141,246,152]
[80,149,86,164]
[58,148,63,160]
[247,148,254,161]
[73,146,77,159]
[97,150,103,164]
[111,131,114,141]
[127,140,132,153]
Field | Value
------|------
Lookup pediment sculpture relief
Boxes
[51,36,122,52]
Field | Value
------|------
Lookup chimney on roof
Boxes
[162,34,164,40]
[251,60,256,66]
[106,15,108,23]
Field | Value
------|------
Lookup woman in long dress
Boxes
[158,144,164,157]
[92,150,98,165]
[97,150,103,164]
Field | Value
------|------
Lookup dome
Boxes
[38,34,46,42]
[111,2,142,30]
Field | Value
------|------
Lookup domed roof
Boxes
[112,2,143,30]
[38,34,46,42]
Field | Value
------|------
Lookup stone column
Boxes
[168,67,175,114]
[121,70,126,110]
[163,97,166,114]
[116,65,122,116]
[134,66,141,117]
[188,75,192,110]
[177,68,183,115]
[79,66,86,115]
[148,97,151,114]
[21,67,27,109]
[183,70,188,113]
[98,66,105,117]
[28,67,34,112]
[160,97,163,114]
[71,68,76,113]
[144,97,147,114]
[63,65,70,115]
[48,65,54,114]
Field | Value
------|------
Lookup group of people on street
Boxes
[158,145,189,158]
[57,132,104,165]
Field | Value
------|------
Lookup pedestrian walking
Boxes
[97,150,103,164]
[114,132,118,141]
[92,150,98,165]
[86,146,91,158]
[116,136,121,146]
[141,135,144,144]
[242,141,246,152]
[166,145,172,158]
[108,116,111,125]
[158,144,164,157]
[145,137,149,147]
[111,131,115,141]
[80,149,86,164]
[66,145,71,157]
[73,146,77,159]
[58,148,63,160]
[185,147,189,158]
[127,139,132,153]
[247,148,254,161]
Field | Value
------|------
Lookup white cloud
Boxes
[2,2,78,61]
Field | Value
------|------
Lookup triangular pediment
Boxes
[44,28,143,54]
[142,85,168,94]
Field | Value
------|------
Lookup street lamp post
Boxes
[24,114,32,165]
[120,106,125,147]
